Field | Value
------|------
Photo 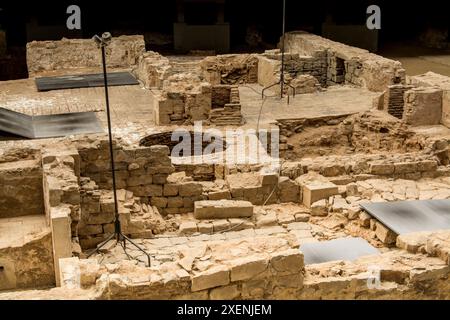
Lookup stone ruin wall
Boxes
[200,54,259,85]
[55,229,450,300]
[283,31,406,92]
[26,35,146,77]
[375,72,450,128]
[410,72,450,128]
[0,158,44,218]
[257,50,327,91]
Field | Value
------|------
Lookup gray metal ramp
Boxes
[35,72,139,92]
[300,237,380,265]
[0,107,103,139]
[361,200,450,235]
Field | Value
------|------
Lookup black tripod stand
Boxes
[87,33,151,267]
[261,0,295,103]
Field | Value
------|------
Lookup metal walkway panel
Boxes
[300,237,380,265]
[35,72,139,92]
[361,200,450,235]
[0,108,34,138]
[32,111,103,138]
[0,107,103,139]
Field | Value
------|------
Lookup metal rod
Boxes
[101,46,121,241]
[85,37,151,267]
[261,0,295,104]
[280,0,286,98]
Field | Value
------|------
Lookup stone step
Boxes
[194,200,254,219]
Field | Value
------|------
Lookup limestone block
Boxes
[59,257,81,289]
[212,219,230,232]
[310,199,328,216]
[151,197,168,208]
[330,196,350,213]
[167,197,184,208]
[194,200,253,219]
[198,222,214,234]
[51,207,73,286]
[210,285,240,300]
[179,222,198,235]
[394,162,417,174]
[295,213,310,222]
[191,266,230,292]
[230,256,268,282]
[270,249,304,274]
[208,190,232,200]
[85,212,114,225]
[278,177,300,203]
[163,184,179,196]
[396,231,430,253]
[259,170,279,186]
[375,222,397,245]
[152,174,168,185]
[256,213,278,227]
[77,224,103,236]
[346,183,359,196]
[369,163,395,175]
[127,175,153,187]
[298,179,338,208]
[403,87,442,126]
[417,160,438,172]
[179,182,203,197]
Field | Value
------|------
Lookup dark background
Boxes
[0,0,449,79]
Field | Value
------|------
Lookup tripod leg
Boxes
[262,82,282,99]
[86,232,116,258]
[121,233,152,267]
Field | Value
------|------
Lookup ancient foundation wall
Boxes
[283,31,405,92]
[133,51,172,89]
[0,159,44,218]
[403,87,442,126]
[26,35,145,77]
[200,54,258,85]
[257,51,326,89]
[59,231,450,300]
[0,231,55,290]
[411,72,450,128]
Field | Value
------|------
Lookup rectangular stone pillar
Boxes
[50,206,73,286]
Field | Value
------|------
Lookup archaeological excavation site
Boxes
[0,1,450,302]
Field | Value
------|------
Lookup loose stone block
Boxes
[375,222,397,245]
[179,222,198,235]
[191,266,230,292]
[310,199,328,216]
[194,200,254,219]
[212,219,230,232]
[300,181,338,208]
[198,222,214,234]
[208,190,232,200]
[259,170,279,185]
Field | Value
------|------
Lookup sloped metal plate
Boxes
[0,108,34,138]
[0,107,103,139]
[300,237,380,265]
[361,200,450,235]
[35,72,139,92]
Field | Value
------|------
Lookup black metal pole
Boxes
[280,0,286,98]
[101,45,121,241]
